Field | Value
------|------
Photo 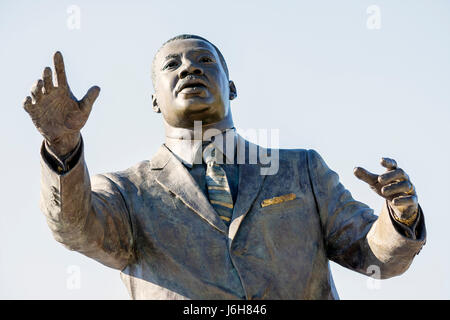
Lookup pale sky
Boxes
[1,0,449,299]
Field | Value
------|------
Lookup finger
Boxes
[30,80,44,103]
[381,157,397,170]
[42,67,53,93]
[392,195,418,208]
[378,168,409,185]
[354,167,378,186]
[22,96,33,113]
[53,51,68,88]
[79,86,100,113]
[381,180,414,198]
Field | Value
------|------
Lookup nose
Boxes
[178,60,203,79]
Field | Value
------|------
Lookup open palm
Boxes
[23,51,100,155]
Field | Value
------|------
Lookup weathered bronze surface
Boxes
[23,35,426,299]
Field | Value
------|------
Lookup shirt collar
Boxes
[164,128,237,168]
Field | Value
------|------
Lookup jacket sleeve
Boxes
[306,149,426,279]
[39,138,135,270]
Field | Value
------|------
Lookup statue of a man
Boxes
[23,34,425,299]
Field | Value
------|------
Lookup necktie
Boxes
[203,143,234,226]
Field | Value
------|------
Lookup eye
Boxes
[163,60,179,70]
[199,56,213,63]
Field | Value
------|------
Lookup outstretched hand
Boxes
[23,51,100,156]
[354,158,418,225]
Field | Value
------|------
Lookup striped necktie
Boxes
[203,143,234,226]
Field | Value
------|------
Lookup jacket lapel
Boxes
[229,138,267,244]
[150,145,228,235]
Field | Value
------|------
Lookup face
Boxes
[152,39,236,128]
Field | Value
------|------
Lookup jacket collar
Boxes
[163,128,237,168]
[150,144,228,234]
[150,135,268,240]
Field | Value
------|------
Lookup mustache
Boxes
[176,75,208,93]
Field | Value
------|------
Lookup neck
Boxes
[164,115,235,141]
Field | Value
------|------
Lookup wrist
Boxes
[46,132,80,157]
[391,206,418,227]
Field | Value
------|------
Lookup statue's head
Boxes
[151,35,237,129]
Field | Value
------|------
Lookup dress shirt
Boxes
[164,127,239,203]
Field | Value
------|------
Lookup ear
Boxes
[229,80,237,100]
[152,94,161,113]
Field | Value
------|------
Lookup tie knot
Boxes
[202,142,217,166]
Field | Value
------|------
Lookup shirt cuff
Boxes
[386,200,423,240]
[42,136,83,174]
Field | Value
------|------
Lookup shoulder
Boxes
[305,149,328,169]
[263,147,319,163]
[92,160,154,189]
[268,148,331,174]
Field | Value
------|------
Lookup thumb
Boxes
[79,85,100,114]
[354,167,378,186]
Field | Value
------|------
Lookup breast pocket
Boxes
[259,196,303,215]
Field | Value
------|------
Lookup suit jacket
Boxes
[39,136,426,299]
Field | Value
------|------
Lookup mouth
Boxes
[177,80,208,94]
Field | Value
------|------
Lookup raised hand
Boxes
[23,51,100,156]
[354,158,418,226]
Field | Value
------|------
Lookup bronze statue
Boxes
[23,35,425,299]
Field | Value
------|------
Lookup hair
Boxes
[151,34,229,88]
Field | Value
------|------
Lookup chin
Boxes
[175,98,227,122]
[176,98,212,114]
